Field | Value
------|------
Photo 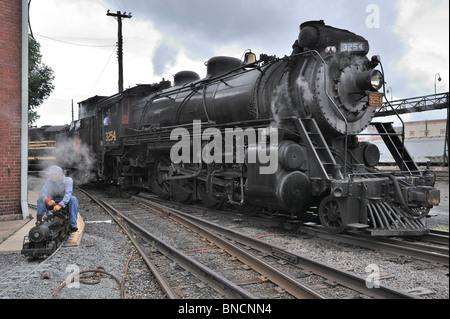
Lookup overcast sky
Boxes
[30,0,449,127]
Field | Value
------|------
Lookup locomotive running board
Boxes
[366,201,429,236]
[63,213,85,248]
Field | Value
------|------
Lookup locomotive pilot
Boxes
[37,165,79,232]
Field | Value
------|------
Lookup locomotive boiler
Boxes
[75,20,440,236]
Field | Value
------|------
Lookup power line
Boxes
[120,0,130,12]
[87,45,118,97]
[28,0,34,39]
[96,0,109,10]
[35,33,116,48]
[113,0,124,12]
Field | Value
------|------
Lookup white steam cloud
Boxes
[296,76,314,103]
[34,137,97,185]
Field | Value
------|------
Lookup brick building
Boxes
[0,0,23,219]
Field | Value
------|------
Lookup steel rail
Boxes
[133,196,420,299]
[425,230,449,246]
[366,235,449,265]
[299,226,448,266]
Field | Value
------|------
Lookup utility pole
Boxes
[107,10,132,93]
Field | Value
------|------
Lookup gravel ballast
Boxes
[0,180,448,300]
[0,189,164,299]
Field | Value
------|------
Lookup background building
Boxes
[360,119,448,164]
[0,0,24,220]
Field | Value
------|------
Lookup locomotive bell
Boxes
[244,51,257,65]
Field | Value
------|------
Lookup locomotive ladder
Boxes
[372,122,419,173]
[295,118,343,180]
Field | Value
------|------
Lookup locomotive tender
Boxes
[74,20,439,236]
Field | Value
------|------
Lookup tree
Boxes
[28,35,55,125]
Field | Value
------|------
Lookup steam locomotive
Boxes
[21,207,70,258]
[70,20,439,236]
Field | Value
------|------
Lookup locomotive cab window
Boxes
[103,108,111,126]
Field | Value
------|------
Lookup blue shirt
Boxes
[39,176,74,208]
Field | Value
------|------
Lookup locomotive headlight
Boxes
[370,70,383,90]
[356,69,384,91]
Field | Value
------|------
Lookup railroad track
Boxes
[79,186,423,299]
[141,194,449,266]
[79,187,325,299]
[434,170,449,182]
[94,199,257,299]
[297,225,449,267]
[133,195,424,299]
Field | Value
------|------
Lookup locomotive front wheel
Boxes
[235,203,261,216]
[318,196,346,234]
[172,179,194,204]
[198,182,225,209]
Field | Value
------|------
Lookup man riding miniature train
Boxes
[37,166,79,232]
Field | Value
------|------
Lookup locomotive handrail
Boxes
[378,61,409,174]
[291,50,349,178]
[129,118,274,137]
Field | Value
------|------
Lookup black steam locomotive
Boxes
[21,207,70,258]
[71,20,439,236]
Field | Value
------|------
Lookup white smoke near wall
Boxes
[38,136,97,186]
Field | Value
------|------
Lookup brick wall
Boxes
[0,0,23,219]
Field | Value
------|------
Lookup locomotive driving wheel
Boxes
[318,195,346,234]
